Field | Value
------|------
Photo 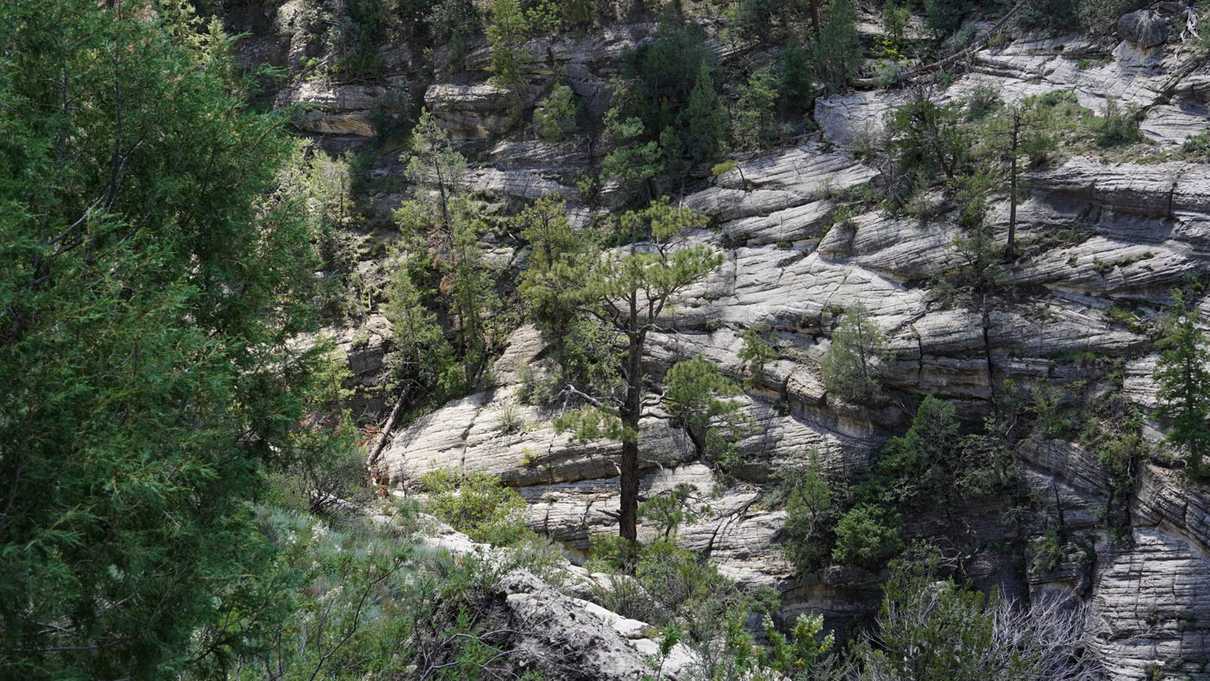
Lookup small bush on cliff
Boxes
[487,0,531,93]
[832,504,904,569]
[1091,99,1142,148]
[420,470,535,546]
[850,547,1103,681]
[533,83,579,141]
[822,303,889,404]
[1156,290,1210,480]
[781,453,840,573]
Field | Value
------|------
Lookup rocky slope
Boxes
[224,2,1210,678]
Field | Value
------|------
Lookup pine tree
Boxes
[398,108,467,246]
[524,198,724,545]
[395,109,495,390]
[1156,290,1210,478]
[486,0,530,94]
[681,61,727,163]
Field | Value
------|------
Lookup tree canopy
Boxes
[0,2,344,677]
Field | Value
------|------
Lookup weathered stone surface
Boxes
[502,570,693,680]
[1135,465,1210,553]
[1029,158,1210,219]
[685,144,879,227]
[1019,438,1112,531]
[1119,9,1170,49]
[279,81,394,136]
[425,83,527,139]
[404,516,694,680]
[1140,101,1210,144]
[1089,528,1210,680]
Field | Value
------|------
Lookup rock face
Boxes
[411,518,695,680]
[278,81,400,137]
[425,83,527,139]
[1119,9,1170,48]
[235,2,1210,676]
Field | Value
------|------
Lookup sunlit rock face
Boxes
[234,0,1210,673]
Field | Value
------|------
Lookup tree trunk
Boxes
[1006,110,1020,260]
[808,0,822,34]
[618,332,644,545]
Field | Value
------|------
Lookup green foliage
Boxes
[683,61,729,163]
[924,0,972,36]
[640,483,704,539]
[739,327,777,386]
[1182,130,1210,158]
[850,547,1102,681]
[1155,289,1210,479]
[807,0,862,95]
[399,109,468,234]
[873,397,964,507]
[1092,99,1142,148]
[1018,0,1080,30]
[607,20,727,185]
[950,167,1004,293]
[887,90,970,188]
[881,1,911,47]
[395,109,499,390]
[533,83,579,141]
[777,43,817,112]
[853,551,995,680]
[736,0,787,39]
[197,506,552,681]
[964,85,1003,121]
[557,0,596,28]
[330,0,425,81]
[384,266,459,403]
[0,2,350,677]
[832,504,903,569]
[427,0,481,69]
[420,470,535,546]
[270,349,368,514]
[286,146,367,320]
[664,357,747,468]
[592,538,778,674]
[733,68,781,151]
[528,197,722,539]
[626,21,716,135]
[821,303,889,403]
[601,107,664,197]
[761,612,835,680]
[487,0,531,93]
[781,452,839,574]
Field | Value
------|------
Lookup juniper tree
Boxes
[0,2,346,677]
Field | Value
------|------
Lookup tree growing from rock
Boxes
[486,0,530,97]
[522,198,724,545]
[851,548,1104,681]
[1156,289,1210,479]
[821,303,889,403]
[398,108,466,244]
[395,108,496,390]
